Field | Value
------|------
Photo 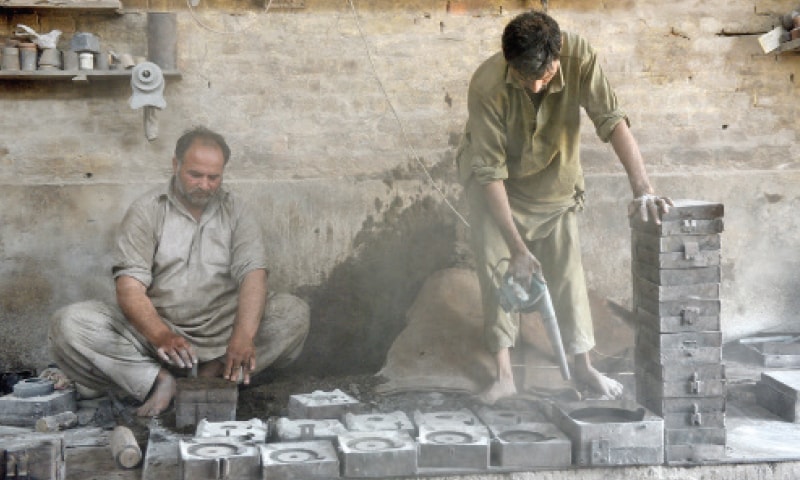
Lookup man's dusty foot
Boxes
[136,369,176,417]
[476,378,517,405]
[574,363,623,399]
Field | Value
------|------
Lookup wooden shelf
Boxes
[0,69,181,81]
[0,0,121,11]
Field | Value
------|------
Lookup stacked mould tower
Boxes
[630,200,727,464]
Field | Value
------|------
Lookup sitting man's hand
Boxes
[628,194,674,225]
[225,334,256,385]
[39,367,73,390]
[154,332,197,369]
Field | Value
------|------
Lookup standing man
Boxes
[457,11,671,404]
[49,126,309,416]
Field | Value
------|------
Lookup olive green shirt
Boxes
[457,32,628,209]
[112,179,268,359]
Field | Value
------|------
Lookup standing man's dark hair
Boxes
[174,126,231,166]
[502,11,562,81]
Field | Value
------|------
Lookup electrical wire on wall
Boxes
[345,0,471,228]
[186,0,274,34]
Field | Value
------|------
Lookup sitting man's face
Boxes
[173,140,225,211]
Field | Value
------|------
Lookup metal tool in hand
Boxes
[493,259,571,380]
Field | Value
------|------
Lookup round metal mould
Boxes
[347,437,398,451]
[187,442,243,458]
[13,377,54,398]
[270,448,322,463]
[498,430,554,443]
[568,407,646,424]
[425,431,475,445]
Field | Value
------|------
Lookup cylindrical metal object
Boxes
[38,48,62,70]
[110,426,142,469]
[19,43,37,71]
[63,50,79,70]
[79,52,94,70]
[147,12,177,71]
[0,47,18,71]
[35,411,78,432]
[94,51,109,70]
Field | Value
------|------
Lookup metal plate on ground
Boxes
[337,431,417,477]
[417,424,490,470]
[259,440,339,480]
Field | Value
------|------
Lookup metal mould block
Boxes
[489,422,571,469]
[756,371,800,422]
[635,277,720,303]
[0,389,76,427]
[666,426,726,445]
[638,393,726,418]
[259,440,339,480]
[0,432,66,480]
[413,409,482,428]
[274,417,348,442]
[337,431,417,477]
[665,444,727,464]
[175,378,238,429]
[552,400,664,466]
[417,424,490,470]
[634,247,721,269]
[632,231,721,254]
[344,410,414,435]
[635,308,720,334]
[635,329,721,365]
[287,389,362,420]
[475,407,547,427]
[636,296,720,321]
[741,336,800,368]
[635,361,726,399]
[629,199,724,235]
[178,437,260,480]
[633,262,721,286]
[195,418,268,443]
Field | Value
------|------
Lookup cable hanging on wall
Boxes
[345,0,470,228]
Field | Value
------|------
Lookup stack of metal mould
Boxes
[630,199,726,464]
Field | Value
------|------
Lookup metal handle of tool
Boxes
[491,258,571,381]
[534,282,571,381]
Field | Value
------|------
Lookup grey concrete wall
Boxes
[0,0,798,373]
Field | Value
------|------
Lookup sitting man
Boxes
[49,126,310,416]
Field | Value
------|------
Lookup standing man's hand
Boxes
[627,194,674,225]
[154,331,197,369]
[224,334,256,385]
[507,249,542,289]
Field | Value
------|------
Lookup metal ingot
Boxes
[552,400,664,466]
[344,410,414,435]
[417,424,490,470]
[259,440,339,480]
[129,61,166,110]
[195,418,268,443]
[274,417,347,442]
[287,389,362,419]
[178,438,260,480]
[337,431,417,477]
[13,378,54,398]
[489,422,571,468]
[413,408,481,428]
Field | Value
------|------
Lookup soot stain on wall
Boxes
[291,190,470,377]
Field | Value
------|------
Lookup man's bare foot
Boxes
[476,378,517,405]
[136,369,176,417]
[574,362,623,399]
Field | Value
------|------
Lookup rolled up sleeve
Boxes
[229,198,269,284]
[578,42,628,143]
[112,198,159,287]
[457,78,510,186]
